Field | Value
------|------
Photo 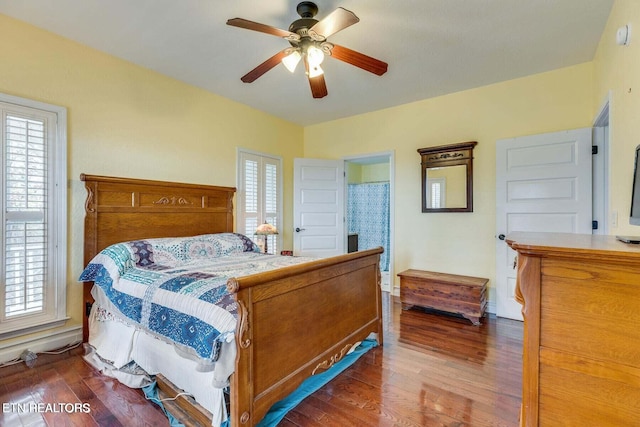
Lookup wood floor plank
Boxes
[0,296,523,426]
[283,301,522,426]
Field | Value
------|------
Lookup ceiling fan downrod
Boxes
[296,2,319,18]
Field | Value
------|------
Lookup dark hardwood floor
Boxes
[0,296,523,426]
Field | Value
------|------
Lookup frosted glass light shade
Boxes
[306,46,325,67]
[282,50,302,73]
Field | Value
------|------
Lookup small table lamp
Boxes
[254,222,278,254]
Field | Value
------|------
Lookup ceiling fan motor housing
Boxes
[289,18,319,35]
[290,1,320,35]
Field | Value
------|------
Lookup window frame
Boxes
[236,148,283,254]
[0,93,68,338]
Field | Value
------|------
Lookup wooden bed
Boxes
[80,173,384,426]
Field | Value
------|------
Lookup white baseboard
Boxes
[0,326,82,364]
[486,300,496,315]
[391,284,400,297]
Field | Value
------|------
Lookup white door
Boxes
[293,158,345,257]
[496,128,592,320]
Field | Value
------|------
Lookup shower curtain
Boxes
[347,182,390,271]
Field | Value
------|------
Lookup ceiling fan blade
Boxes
[227,18,298,40]
[330,44,388,76]
[309,7,359,39]
[303,56,328,98]
[308,74,328,98]
[241,50,288,83]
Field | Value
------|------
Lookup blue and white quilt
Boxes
[79,233,311,369]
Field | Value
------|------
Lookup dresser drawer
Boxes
[540,258,640,366]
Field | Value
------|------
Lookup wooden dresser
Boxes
[506,232,640,426]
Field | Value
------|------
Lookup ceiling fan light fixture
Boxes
[306,45,325,67]
[282,50,302,72]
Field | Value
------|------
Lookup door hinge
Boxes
[592,145,598,155]
[592,220,599,230]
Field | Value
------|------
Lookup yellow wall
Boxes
[593,0,640,234]
[304,63,594,300]
[346,162,363,183]
[361,163,390,183]
[346,162,390,183]
[0,14,303,344]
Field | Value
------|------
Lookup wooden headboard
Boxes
[80,173,236,340]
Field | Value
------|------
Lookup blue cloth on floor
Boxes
[141,339,377,427]
[257,338,378,427]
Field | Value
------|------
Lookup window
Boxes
[237,149,282,254]
[427,178,446,209]
[0,93,67,337]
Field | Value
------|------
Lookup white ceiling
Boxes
[0,1,614,126]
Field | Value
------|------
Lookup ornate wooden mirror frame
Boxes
[418,141,477,213]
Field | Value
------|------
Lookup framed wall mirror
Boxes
[418,141,477,212]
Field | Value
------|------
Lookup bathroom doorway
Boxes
[344,151,394,292]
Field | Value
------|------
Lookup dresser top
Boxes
[506,232,640,261]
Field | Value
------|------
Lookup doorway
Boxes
[344,152,394,293]
[592,94,610,235]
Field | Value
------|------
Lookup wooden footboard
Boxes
[227,247,384,426]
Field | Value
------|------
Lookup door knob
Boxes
[295,227,306,232]
[498,234,506,240]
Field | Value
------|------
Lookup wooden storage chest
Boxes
[397,269,488,325]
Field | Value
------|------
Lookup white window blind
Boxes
[431,182,441,208]
[1,94,67,337]
[237,149,282,254]
[4,115,47,317]
[428,178,446,209]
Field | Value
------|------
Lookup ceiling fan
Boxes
[227,1,388,99]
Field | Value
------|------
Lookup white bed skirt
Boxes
[87,287,230,427]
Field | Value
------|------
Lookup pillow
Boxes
[183,233,260,260]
